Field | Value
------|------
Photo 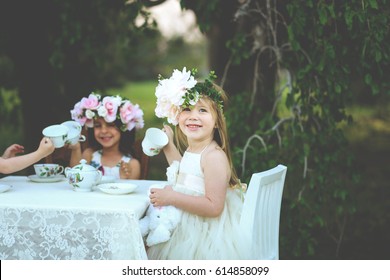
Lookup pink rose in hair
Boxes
[133,104,145,130]
[71,102,87,126]
[70,93,144,132]
[80,93,100,110]
[101,96,122,123]
[120,101,144,131]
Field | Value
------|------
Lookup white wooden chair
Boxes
[240,164,287,259]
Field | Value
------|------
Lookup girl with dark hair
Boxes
[68,93,144,179]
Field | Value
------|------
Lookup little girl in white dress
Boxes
[147,144,248,259]
[147,68,249,259]
[69,93,144,179]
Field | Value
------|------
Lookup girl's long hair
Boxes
[175,83,240,188]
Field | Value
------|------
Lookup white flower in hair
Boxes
[97,106,107,117]
[85,109,95,119]
[154,67,223,125]
[155,67,198,125]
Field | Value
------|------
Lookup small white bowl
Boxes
[98,183,138,195]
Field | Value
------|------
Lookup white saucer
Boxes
[98,183,138,195]
[28,175,66,183]
[0,184,11,193]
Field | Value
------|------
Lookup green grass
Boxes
[339,101,390,259]
[344,103,390,144]
[107,80,163,136]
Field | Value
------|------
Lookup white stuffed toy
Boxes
[139,161,182,247]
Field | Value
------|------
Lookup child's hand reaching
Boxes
[2,144,25,159]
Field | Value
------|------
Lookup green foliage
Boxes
[226,33,252,65]
[154,37,208,79]
[0,88,20,122]
[107,80,161,137]
[180,0,221,32]
[0,88,23,158]
[194,0,389,258]
[47,0,155,88]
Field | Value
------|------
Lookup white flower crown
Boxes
[70,93,144,132]
[154,67,223,125]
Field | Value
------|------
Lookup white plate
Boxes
[99,175,116,184]
[98,183,138,195]
[0,184,11,193]
[28,175,66,183]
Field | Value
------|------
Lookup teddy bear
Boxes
[139,161,182,247]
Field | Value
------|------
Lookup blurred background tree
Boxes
[0,0,159,152]
[180,0,389,259]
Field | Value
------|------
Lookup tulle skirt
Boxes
[147,188,250,260]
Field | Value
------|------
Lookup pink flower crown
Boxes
[70,93,144,132]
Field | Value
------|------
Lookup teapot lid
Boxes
[72,159,97,172]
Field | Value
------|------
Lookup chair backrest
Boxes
[45,135,149,179]
[240,164,287,259]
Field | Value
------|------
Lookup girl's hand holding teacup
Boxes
[162,125,174,143]
[37,137,55,157]
[66,142,81,151]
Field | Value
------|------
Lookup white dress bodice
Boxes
[90,150,131,179]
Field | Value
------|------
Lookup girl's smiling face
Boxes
[178,98,216,142]
[93,118,121,148]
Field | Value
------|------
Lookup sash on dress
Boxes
[175,172,205,195]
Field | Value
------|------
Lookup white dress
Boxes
[147,149,249,260]
[90,150,131,179]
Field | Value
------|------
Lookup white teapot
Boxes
[65,159,102,192]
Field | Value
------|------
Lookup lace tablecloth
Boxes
[0,176,164,260]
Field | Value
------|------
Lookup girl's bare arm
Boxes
[150,148,230,217]
[0,138,54,174]
[161,125,182,165]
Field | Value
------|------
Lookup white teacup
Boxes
[142,128,169,157]
[34,163,64,178]
[61,121,86,145]
[42,124,69,148]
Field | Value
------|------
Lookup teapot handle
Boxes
[64,167,72,177]
[96,170,103,183]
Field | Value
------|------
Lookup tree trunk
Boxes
[186,0,278,144]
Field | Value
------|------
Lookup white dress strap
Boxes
[200,143,212,155]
